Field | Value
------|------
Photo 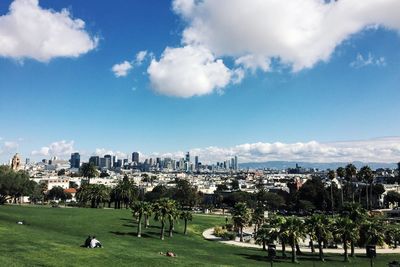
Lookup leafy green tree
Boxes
[385,224,400,248]
[179,211,193,235]
[172,179,200,208]
[131,201,148,237]
[283,216,305,263]
[80,163,98,184]
[231,202,251,242]
[385,191,400,208]
[76,184,109,208]
[47,186,71,201]
[112,176,139,209]
[57,169,66,176]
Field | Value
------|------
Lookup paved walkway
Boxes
[202,228,400,254]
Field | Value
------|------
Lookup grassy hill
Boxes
[0,205,398,266]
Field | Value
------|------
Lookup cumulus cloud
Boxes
[32,140,75,157]
[112,61,133,77]
[148,137,400,164]
[147,45,232,97]
[93,148,127,159]
[176,0,400,71]
[143,0,400,97]
[0,0,98,62]
[350,53,386,68]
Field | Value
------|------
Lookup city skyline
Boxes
[1,0,400,164]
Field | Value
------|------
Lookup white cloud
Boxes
[111,61,133,77]
[350,53,386,68]
[176,0,400,71]
[135,50,148,65]
[4,141,18,150]
[143,0,400,97]
[147,137,400,164]
[32,140,75,157]
[147,45,232,97]
[93,148,127,159]
[0,0,98,62]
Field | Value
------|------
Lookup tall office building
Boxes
[70,152,80,168]
[89,156,100,167]
[25,158,30,165]
[185,152,190,163]
[104,154,112,169]
[195,156,199,170]
[132,152,139,164]
[234,155,238,171]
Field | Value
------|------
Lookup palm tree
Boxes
[144,202,153,229]
[167,202,178,237]
[342,202,367,257]
[179,211,193,235]
[328,170,336,216]
[231,202,251,242]
[334,217,358,262]
[269,215,288,258]
[361,217,386,247]
[255,224,272,251]
[386,224,400,248]
[358,166,374,210]
[305,214,333,261]
[337,167,346,207]
[153,198,175,240]
[283,216,305,263]
[131,201,148,237]
[345,164,357,202]
[79,163,98,185]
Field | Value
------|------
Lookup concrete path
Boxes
[202,228,400,254]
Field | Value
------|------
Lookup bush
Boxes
[214,226,227,237]
[225,223,233,231]
[222,231,236,240]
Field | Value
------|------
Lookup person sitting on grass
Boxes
[90,236,102,248]
[84,236,92,248]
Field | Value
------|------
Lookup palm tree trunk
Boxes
[137,214,142,237]
[291,236,297,263]
[262,241,266,251]
[184,219,188,235]
[318,238,324,261]
[160,220,165,240]
[343,238,349,262]
[240,226,244,242]
[331,183,334,216]
[281,239,287,258]
[169,220,173,237]
[350,240,355,257]
[370,182,373,210]
[365,184,369,209]
[310,238,315,253]
[146,216,150,228]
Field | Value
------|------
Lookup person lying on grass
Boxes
[90,236,102,248]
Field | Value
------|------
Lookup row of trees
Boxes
[131,199,193,239]
[229,202,400,263]
[0,166,36,204]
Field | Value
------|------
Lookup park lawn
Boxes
[0,205,398,267]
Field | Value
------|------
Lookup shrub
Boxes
[222,231,236,240]
[225,223,233,231]
[214,226,227,237]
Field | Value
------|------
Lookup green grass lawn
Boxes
[0,205,398,267]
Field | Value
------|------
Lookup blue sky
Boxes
[0,0,399,163]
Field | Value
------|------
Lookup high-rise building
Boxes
[25,158,30,165]
[195,156,199,170]
[70,152,80,168]
[104,154,112,169]
[132,152,139,164]
[234,155,238,171]
[89,156,100,167]
[185,152,190,163]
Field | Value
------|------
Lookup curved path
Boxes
[202,228,400,254]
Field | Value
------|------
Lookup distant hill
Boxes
[239,161,398,170]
